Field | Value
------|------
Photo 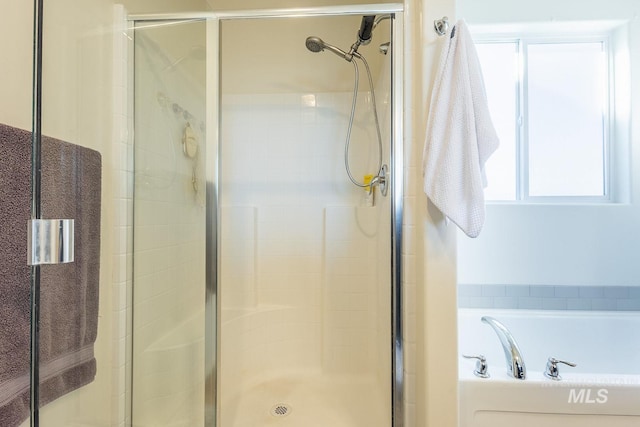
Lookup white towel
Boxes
[422,19,499,238]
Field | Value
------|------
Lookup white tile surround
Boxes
[219,82,393,424]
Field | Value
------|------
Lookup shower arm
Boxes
[348,13,391,56]
[347,15,381,59]
[372,14,392,30]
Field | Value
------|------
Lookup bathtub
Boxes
[458,309,640,427]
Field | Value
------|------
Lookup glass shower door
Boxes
[131,18,210,427]
[28,0,120,426]
[25,3,214,427]
[217,12,395,427]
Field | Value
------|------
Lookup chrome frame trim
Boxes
[30,0,44,424]
[132,5,404,426]
[391,13,404,427]
[128,3,403,21]
[125,17,135,426]
[205,18,220,427]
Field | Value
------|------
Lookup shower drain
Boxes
[270,403,292,417]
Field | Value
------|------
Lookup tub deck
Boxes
[459,308,640,426]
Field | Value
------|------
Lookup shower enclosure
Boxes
[7,3,402,427]
[131,5,404,426]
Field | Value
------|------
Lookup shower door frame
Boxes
[130,4,404,426]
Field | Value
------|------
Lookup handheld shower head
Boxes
[305,36,324,53]
[305,36,352,61]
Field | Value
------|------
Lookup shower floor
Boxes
[221,373,389,427]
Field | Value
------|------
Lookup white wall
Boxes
[121,0,210,14]
[410,0,459,426]
[0,4,32,131]
[457,0,640,287]
[219,15,388,94]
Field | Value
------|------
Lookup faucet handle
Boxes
[462,354,490,378]
[545,357,576,381]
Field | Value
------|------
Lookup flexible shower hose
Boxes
[344,52,384,189]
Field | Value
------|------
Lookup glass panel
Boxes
[476,42,519,201]
[219,14,392,426]
[132,19,208,427]
[34,1,120,425]
[1,3,34,426]
[33,4,210,427]
[527,42,607,197]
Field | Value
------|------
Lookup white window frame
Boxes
[475,33,614,204]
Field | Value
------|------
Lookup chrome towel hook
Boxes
[434,16,449,36]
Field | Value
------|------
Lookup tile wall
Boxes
[459,284,640,311]
[219,88,390,407]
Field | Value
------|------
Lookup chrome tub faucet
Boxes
[481,316,526,380]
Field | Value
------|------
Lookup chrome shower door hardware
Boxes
[27,219,74,265]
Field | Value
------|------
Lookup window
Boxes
[476,37,610,202]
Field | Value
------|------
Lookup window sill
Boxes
[486,200,630,207]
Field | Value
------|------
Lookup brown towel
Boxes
[0,123,101,426]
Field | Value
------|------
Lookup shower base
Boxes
[221,373,389,427]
